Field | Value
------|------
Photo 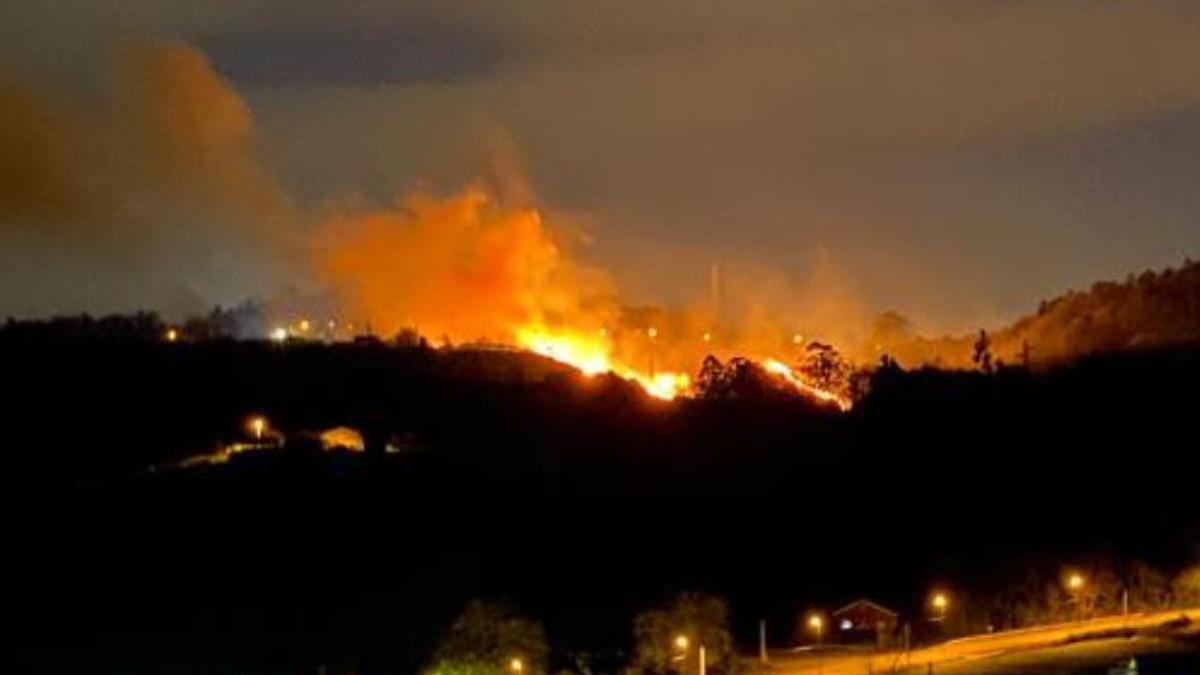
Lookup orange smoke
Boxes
[314,187,613,342]
[313,186,703,398]
[313,186,853,405]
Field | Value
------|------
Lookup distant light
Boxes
[840,619,852,631]
[164,328,178,343]
[509,658,523,673]
[674,635,689,650]
[808,615,823,631]
[793,333,804,345]
[248,416,267,440]
[703,331,712,343]
[597,327,608,337]
[647,326,658,339]
[270,327,288,342]
[327,319,336,330]
[299,319,311,332]
[1068,573,1085,591]
[932,592,949,611]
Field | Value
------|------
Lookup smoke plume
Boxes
[0,40,296,319]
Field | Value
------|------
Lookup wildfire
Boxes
[311,184,852,408]
[762,359,851,411]
[515,325,691,400]
[515,326,612,376]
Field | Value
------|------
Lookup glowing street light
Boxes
[647,326,658,339]
[164,328,179,343]
[673,634,704,675]
[808,614,824,644]
[248,416,267,440]
[509,658,523,673]
[1066,571,1086,619]
[931,592,949,622]
[270,326,288,342]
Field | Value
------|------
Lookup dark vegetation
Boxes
[873,258,1200,367]
[4,316,1198,675]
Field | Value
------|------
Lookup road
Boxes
[751,608,1198,675]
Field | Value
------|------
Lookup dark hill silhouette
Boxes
[4,312,1199,675]
[871,259,1200,367]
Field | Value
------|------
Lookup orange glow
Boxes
[313,185,854,406]
[763,359,851,410]
[247,415,267,440]
[516,326,612,376]
[515,325,690,399]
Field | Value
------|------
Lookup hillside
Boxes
[871,259,1200,368]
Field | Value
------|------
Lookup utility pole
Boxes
[759,619,768,664]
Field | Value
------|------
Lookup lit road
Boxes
[754,608,1199,675]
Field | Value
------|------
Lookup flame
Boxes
[312,184,850,406]
[515,326,612,376]
[763,359,851,411]
[515,325,690,400]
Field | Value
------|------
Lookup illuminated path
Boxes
[755,608,1199,675]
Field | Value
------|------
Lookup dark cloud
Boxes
[0,41,299,318]
[202,23,505,87]
[2,1,1199,330]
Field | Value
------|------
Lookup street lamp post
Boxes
[647,326,658,377]
[807,615,824,675]
[931,592,949,623]
[249,416,267,441]
[1067,573,1085,620]
[674,634,705,675]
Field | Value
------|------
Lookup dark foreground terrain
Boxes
[5,327,1198,674]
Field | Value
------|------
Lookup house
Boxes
[832,599,899,646]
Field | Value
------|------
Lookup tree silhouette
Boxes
[631,593,734,675]
[972,330,993,373]
[426,600,549,675]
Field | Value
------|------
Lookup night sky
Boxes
[3,1,1199,331]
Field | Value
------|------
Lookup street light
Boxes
[931,592,949,622]
[673,634,705,675]
[248,416,267,440]
[1067,572,1086,619]
[509,658,523,674]
[808,614,824,645]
